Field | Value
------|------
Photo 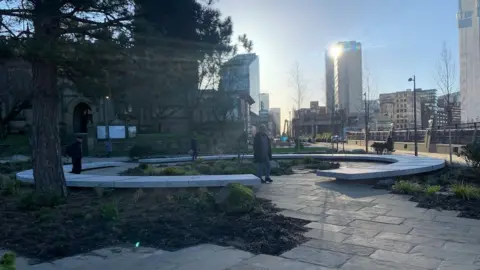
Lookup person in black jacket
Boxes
[253,124,272,183]
[190,134,198,161]
[66,136,83,174]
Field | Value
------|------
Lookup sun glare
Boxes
[329,44,343,58]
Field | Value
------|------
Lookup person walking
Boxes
[66,136,83,174]
[190,134,198,161]
[253,124,272,183]
[105,139,112,158]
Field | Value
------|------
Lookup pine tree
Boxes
[0,0,134,196]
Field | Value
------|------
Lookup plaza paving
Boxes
[7,172,480,270]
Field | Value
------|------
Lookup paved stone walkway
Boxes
[6,173,480,269]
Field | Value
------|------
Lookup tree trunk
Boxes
[31,59,67,197]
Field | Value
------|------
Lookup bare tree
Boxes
[361,69,379,152]
[289,61,308,110]
[435,42,457,126]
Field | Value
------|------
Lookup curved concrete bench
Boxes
[140,153,445,180]
[15,161,260,188]
[139,154,397,164]
[315,154,445,180]
[16,154,445,188]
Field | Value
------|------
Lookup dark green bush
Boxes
[303,157,314,164]
[392,180,423,194]
[215,183,255,213]
[459,141,480,172]
[18,191,65,210]
[161,167,187,176]
[0,251,15,270]
[129,144,152,159]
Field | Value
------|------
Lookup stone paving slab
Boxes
[304,229,350,243]
[342,235,414,253]
[409,245,478,263]
[371,216,405,224]
[340,227,382,238]
[375,232,445,247]
[370,249,442,269]
[281,246,352,268]
[227,254,333,270]
[303,239,376,256]
[347,220,413,234]
[340,256,426,270]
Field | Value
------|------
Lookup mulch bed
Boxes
[0,187,308,262]
[410,194,480,219]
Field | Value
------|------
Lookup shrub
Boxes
[195,164,212,174]
[100,200,119,222]
[303,157,314,164]
[129,144,152,159]
[0,251,15,270]
[139,163,150,170]
[451,183,480,200]
[215,183,255,214]
[161,167,186,176]
[459,141,480,172]
[18,191,65,210]
[425,185,441,196]
[0,174,18,195]
[392,180,423,194]
[222,166,238,175]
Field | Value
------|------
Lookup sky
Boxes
[214,0,459,123]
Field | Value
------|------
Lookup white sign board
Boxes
[97,125,137,139]
[97,126,107,139]
[109,126,126,139]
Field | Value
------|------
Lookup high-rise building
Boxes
[325,41,363,117]
[437,92,462,126]
[379,89,421,130]
[219,53,260,114]
[259,93,270,112]
[269,108,281,136]
[458,0,480,122]
[416,88,437,128]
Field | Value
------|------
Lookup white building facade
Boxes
[458,0,480,122]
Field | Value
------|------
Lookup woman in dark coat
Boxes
[253,125,272,183]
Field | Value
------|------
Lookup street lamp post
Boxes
[104,96,110,139]
[408,76,418,156]
[364,92,369,153]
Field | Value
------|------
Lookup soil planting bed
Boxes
[0,187,308,261]
[410,194,480,219]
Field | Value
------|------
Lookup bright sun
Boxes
[329,44,343,58]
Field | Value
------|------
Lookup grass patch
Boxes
[0,135,30,157]
[451,183,480,200]
[424,185,441,196]
[392,180,423,195]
